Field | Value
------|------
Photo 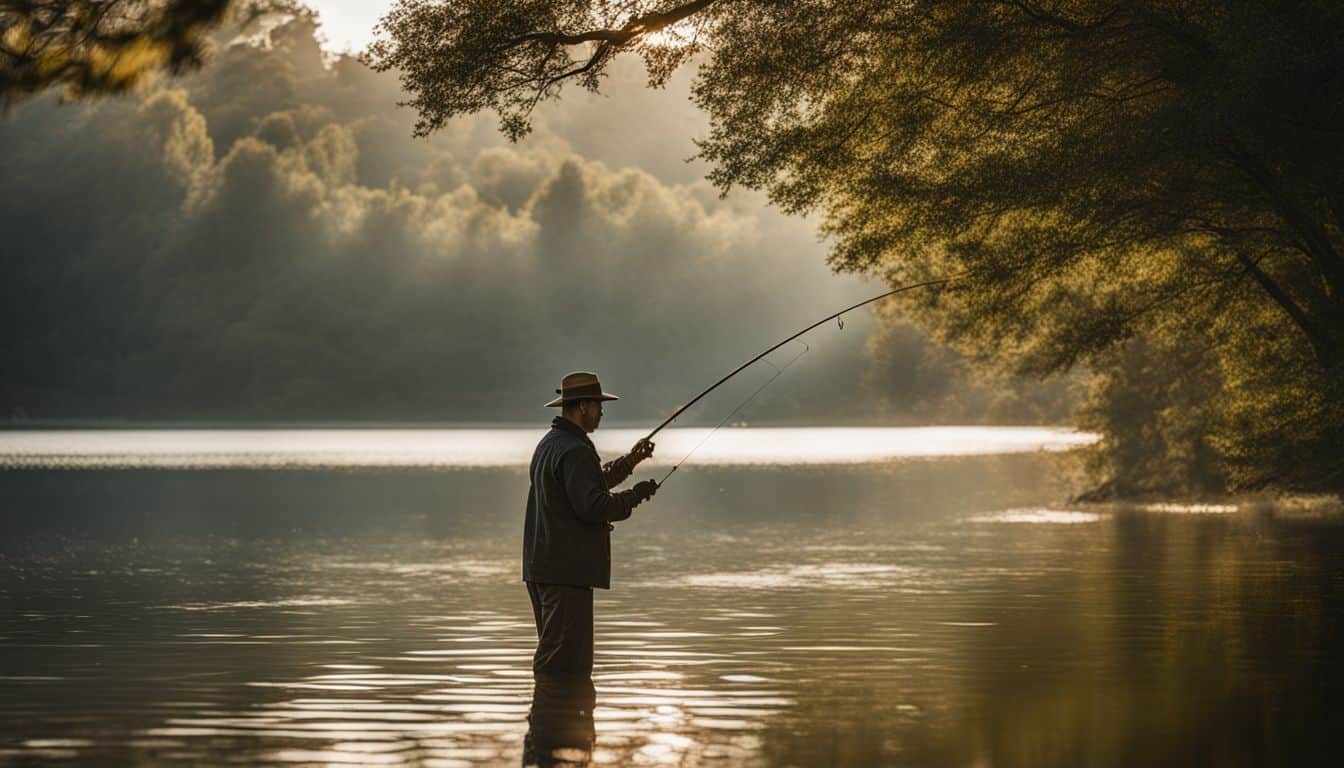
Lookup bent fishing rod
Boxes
[648,275,957,486]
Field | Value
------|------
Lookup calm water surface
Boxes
[1,428,1341,766]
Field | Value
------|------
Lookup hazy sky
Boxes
[0,10,898,423]
[306,0,389,53]
[0,5,1068,424]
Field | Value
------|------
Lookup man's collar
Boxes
[551,415,590,442]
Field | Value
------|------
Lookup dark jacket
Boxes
[523,417,643,589]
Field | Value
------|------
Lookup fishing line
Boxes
[644,275,957,441]
[657,341,809,486]
[644,274,961,488]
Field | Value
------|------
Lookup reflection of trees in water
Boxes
[754,511,1344,767]
[524,674,595,768]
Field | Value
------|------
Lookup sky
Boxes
[306,0,389,54]
[0,4,1071,424]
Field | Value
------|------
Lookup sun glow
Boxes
[640,22,698,49]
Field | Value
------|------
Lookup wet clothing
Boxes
[522,416,641,590]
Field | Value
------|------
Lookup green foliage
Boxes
[0,1,300,103]
[1075,331,1226,499]
[1213,304,1344,493]
[373,0,1344,495]
[1079,304,1344,498]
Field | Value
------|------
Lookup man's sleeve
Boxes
[601,454,635,489]
[560,446,634,523]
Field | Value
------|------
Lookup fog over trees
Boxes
[2,6,1068,426]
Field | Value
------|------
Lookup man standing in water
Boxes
[522,371,658,763]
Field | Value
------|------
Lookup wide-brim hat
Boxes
[544,371,621,407]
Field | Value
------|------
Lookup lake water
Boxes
[1,428,1341,766]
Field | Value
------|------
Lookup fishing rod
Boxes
[647,274,957,485]
[657,340,810,486]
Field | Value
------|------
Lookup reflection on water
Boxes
[525,675,596,767]
[0,426,1095,469]
[969,508,1103,524]
[1,456,1342,765]
[1140,501,1239,514]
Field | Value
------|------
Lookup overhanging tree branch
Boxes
[1222,142,1344,297]
[500,0,721,52]
[1233,249,1333,366]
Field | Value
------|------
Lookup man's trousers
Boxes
[525,582,595,679]
[524,582,596,765]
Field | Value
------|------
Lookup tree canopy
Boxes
[0,0,273,102]
[373,0,1344,495]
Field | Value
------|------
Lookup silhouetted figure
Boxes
[522,372,658,760]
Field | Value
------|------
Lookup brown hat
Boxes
[544,371,621,407]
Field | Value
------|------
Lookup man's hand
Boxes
[632,479,658,504]
[629,438,655,465]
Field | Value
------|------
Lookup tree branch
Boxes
[1135,6,1218,61]
[1233,249,1333,366]
[1182,216,1335,366]
[1222,141,1344,298]
[500,0,721,52]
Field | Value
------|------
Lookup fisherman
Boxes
[522,372,658,759]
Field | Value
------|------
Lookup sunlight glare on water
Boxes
[968,508,1103,524]
[0,426,1095,469]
